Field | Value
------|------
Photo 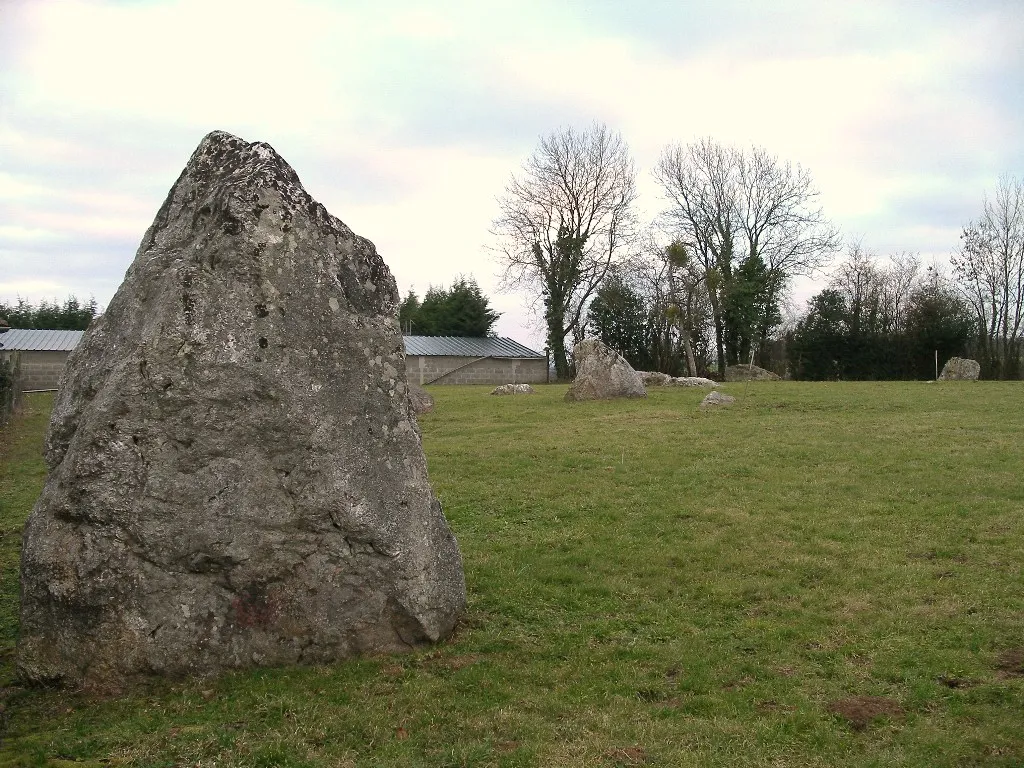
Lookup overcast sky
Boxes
[2,0,1021,349]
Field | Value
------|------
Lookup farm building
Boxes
[403,336,547,385]
[0,329,547,390]
[0,328,84,391]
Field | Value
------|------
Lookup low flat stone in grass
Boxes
[700,390,736,408]
[670,376,718,387]
[491,384,535,395]
[724,363,779,381]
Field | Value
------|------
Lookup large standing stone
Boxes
[938,357,981,381]
[565,340,646,401]
[18,131,466,689]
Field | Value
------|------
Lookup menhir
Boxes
[18,131,466,688]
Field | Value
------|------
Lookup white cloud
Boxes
[1,0,1021,349]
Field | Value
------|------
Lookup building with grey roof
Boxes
[403,336,547,385]
[0,328,546,390]
[0,329,85,391]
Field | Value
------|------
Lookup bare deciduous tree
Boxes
[492,123,638,378]
[829,242,920,336]
[654,138,839,372]
[952,175,1024,378]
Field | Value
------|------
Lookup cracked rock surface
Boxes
[18,131,466,688]
[565,340,646,401]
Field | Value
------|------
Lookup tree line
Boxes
[0,296,99,331]
[491,122,1024,380]
[398,276,500,337]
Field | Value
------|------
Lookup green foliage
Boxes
[0,354,22,428]
[0,295,99,330]
[399,277,499,337]
[789,279,975,380]
[905,273,978,377]
[397,289,420,334]
[788,289,848,380]
[3,384,1024,765]
[721,254,783,364]
[586,274,652,370]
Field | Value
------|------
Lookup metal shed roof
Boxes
[403,336,543,358]
[0,329,545,358]
[0,329,85,351]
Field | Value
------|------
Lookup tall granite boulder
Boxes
[938,357,981,381]
[18,131,466,689]
[565,340,646,401]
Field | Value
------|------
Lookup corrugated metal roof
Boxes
[0,329,85,351]
[403,335,544,358]
[0,329,545,358]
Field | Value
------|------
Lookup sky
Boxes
[1,0,1022,350]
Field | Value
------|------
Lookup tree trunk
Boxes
[546,304,571,380]
[681,325,697,376]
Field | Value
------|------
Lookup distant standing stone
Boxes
[938,357,981,381]
[700,390,736,408]
[565,340,646,401]
[724,364,779,381]
[18,131,466,689]
[491,383,535,395]
[408,383,434,415]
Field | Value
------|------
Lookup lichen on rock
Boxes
[18,131,466,688]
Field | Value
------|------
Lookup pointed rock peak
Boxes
[173,130,311,214]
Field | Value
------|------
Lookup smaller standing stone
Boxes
[491,384,535,395]
[408,383,434,415]
[565,340,646,401]
[700,390,736,408]
[724,364,780,381]
[938,357,981,381]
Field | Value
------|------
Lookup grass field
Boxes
[1,382,1022,767]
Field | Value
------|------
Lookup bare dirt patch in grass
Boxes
[827,695,905,730]
[995,648,1024,678]
[602,745,647,765]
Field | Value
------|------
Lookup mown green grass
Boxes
[1,383,1022,767]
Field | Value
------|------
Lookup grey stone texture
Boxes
[700,390,736,407]
[724,364,780,382]
[18,131,466,689]
[490,383,535,395]
[639,371,673,387]
[938,357,981,381]
[407,383,434,415]
[406,355,546,386]
[670,376,719,388]
[565,340,646,402]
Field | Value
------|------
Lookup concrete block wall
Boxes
[15,350,70,391]
[408,355,547,385]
